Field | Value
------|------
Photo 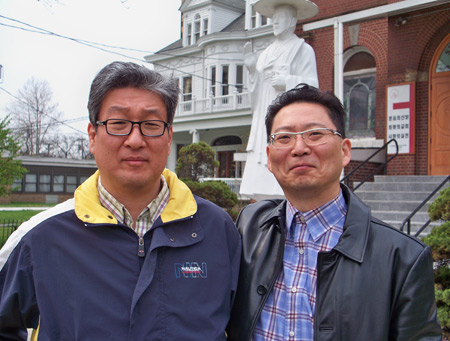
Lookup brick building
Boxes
[147,0,449,194]
[4,157,97,204]
[299,0,450,176]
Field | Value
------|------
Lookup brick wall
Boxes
[297,2,450,176]
[387,4,450,174]
[10,193,73,204]
[300,0,389,24]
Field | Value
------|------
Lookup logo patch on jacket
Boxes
[174,262,207,278]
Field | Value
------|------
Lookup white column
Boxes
[190,129,200,143]
[334,19,344,102]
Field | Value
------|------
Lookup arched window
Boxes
[212,136,243,178]
[212,136,242,146]
[436,41,450,72]
[343,47,376,137]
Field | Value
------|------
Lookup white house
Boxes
[145,0,274,188]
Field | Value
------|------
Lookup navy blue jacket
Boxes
[0,170,241,340]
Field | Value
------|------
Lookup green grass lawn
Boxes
[0,202,54,207]
[0,210,45,247]
[0,210,44,221]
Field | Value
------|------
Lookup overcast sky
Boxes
[0,0,181,135]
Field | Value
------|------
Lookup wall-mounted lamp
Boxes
[395,17,407,26]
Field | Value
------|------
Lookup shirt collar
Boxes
[286,190,347,241]
[97,175,169,228]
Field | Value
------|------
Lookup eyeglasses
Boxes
[96,119,170,137]
[269,128,342,148]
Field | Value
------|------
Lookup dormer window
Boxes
[194,14,201,43]
[261,15,267,26]
[249,4,269,29]
[186,23,192,45]
[203,18,209,36]
[251,6,257,28]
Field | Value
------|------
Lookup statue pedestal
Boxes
[239,151,285,201]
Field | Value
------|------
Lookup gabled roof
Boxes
[221,13,245,32]
[157,39,183,54]
[154,12,245,55]
[215,0,245,10]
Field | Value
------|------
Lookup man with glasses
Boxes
[0,61,241,340]
[227,84,441,340]
[240,0,319,201]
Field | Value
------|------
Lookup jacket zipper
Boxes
[138,237,145,257]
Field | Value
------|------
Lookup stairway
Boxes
[353,175,449,237]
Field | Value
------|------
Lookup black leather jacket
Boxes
[227,185,442,340]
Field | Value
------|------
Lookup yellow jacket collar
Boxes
[74,169,197,225]
[160,168,197,223]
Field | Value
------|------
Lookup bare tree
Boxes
[7,78,62,156]
[39,133,91,159]
[75,135,93,159]
[47,133,92,159]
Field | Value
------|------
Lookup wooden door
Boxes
[217,151,235,178]
[429,34,450,175]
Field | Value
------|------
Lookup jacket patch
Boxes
[174,262,207,278]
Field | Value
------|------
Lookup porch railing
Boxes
[201,177,243,198]
[177,92,250,117]
[341,139,399,191]
[400,175,450,237]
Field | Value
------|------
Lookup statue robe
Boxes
[240,35,319,201]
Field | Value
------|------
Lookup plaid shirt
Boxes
[253,191,347,341]
[97,176,170,238]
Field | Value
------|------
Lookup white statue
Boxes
[240,0,319,201]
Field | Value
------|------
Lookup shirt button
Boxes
[299,248,305,255]
[289,331,295,337]
[291,287,297,293]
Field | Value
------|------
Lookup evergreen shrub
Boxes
[423,186,450,338]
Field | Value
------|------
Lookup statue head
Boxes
[272,5,297,37]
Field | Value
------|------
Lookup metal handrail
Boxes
[400,175,450,236]
[341,139,399,191]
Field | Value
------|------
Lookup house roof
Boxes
[155,12,245,54]
[18,156,97,168]
[221,13,245,32]
[180,0,245,12]
[157,39,183,54]
[215,0,245,10]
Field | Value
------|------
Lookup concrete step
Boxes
[371,210,430,223]
[381,219,439,236]
[352,175,448,238]
[356,181,445,192]
[356,191,438,202]
[372,175,448,183]
[365,200,430,212]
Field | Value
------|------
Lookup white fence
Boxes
[200,177,248,199]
